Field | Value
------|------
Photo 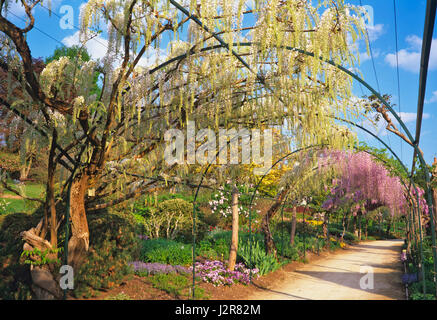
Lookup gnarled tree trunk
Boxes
[67,172,90,270]
[21,130,64,300]
[21,170,90,300]
[261,189,288,257]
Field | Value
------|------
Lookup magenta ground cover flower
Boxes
[190,260,259,286]
[129,262,189,275]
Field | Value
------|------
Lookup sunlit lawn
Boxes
[0,181,45,215]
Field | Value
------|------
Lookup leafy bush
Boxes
[134,198,193,239]
[237,239,280,276]
[73,210,139,298]
[0,199,10,215]
[148,272,208,299]
[0,211,42,300]
[275,241,300,260]
[328,227,357,242]
[140,238,192,266]
[197,230,264,261]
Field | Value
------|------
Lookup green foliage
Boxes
[21,247,62,266]
[238,239,280,276]
[0,198,9,215]
[410,292,435,300]
[133,197,193,239]
[274,239,300,261]
[45,45,92,64]
[328,227,358,242]
[0,210,43,299]
[72,210,138,298]
[139,238,192,266]
[149,273,208,299]
[197,230,265,261]
[197,236,230,261]
[407,237,436,300]
[45,45,101,97]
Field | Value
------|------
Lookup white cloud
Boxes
[4,0,63,17]
[62,31,167,68]
[398,111,430,123]
[62,31,109,61]
[385,35,437,73]
[359,48,380,64]
[367,24,385,42]
[350,23,383,65]
[405,35,422,50]
[426,90,437,104]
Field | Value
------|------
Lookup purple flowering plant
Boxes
[129,261,189,275]
[190,260,259,286]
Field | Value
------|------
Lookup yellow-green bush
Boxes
[134,198,193,240]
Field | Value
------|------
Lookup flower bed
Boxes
[129,262,189,275]
[191,260,259,286]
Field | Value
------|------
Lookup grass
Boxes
[0,181,44,215]
[148,273,209,299]
[104,292,132,300]
[1,181,45,198]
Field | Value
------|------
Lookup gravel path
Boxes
[247,240,405,300]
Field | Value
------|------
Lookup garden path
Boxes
[247,240,405,300]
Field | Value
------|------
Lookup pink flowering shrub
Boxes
[191,260,259,286]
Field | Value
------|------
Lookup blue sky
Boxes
[3,0,437,168]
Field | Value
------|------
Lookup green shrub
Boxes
[410,292,435,300]
[238,239,280,276]
[275,241,300,260]
[140,238,192,266]
[328,227,357,242]
[0,211,42,300]
[73,210,139,298]
[134,198,193,239]
[197,237,229,261]
[196,230,265,261]
[149,273,208,299]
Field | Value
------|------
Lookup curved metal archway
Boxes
[156,4,436,297]
[245,116,430,290]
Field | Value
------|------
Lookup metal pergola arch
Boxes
[149,20,437,295]
[272,145,422,266]
[244,137,428,290]
[1,0,433,300]
[189,133,424,291]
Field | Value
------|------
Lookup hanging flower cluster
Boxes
[321,151,409,216]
